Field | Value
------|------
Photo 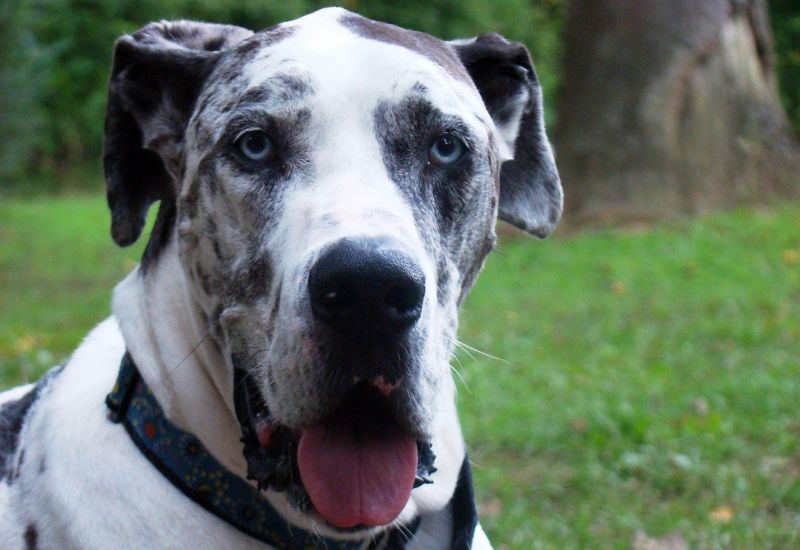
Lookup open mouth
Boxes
[233,368,436,530]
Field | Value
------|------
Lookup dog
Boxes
[0,8,561,549]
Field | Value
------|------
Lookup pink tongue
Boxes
[297,401,417,528]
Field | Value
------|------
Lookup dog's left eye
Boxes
[235,130,275,163]
[429,133,467,166]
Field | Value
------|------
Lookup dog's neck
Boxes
[112,242,248,476]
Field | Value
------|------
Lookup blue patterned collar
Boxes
[105,352,424,549]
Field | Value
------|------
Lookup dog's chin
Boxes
[233,369,437,532]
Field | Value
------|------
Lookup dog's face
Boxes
[104,8,561,532]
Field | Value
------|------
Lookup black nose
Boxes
[308,238,426,337]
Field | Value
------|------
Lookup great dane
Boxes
[0,8,561,549]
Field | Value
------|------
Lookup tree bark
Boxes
[556,0,800,225]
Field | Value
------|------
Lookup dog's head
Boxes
[104,8,561,534]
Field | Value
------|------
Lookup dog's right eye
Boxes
[429,133,468,166]
[234,130,275,163]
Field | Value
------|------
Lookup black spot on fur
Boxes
[195,93,214,119]
[411,82,428,95]
[1,392,37,483]
[203,35,227,52]
[24,524,37,550]
[450,458,479,550]
[436,256,450,306]
[0,365,63,483]
[7,447,25,483]
[196,263,215,296]
[212,237,225,262]
[270,74,312,102]
[228,246,274,305]
[205,217,218,237]
[456,233,496,305]
[234,86,272,108]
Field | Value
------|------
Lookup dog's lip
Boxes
[233,368,302,496]
[233,368,437,529]
[254,417,296,453]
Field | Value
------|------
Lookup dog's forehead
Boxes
[235,8,483,117]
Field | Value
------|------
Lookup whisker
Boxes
[450,362,470,393]
[168,332,211,373]
[456,340,508,363]
[454,341,477,362]
[391,518,415,541]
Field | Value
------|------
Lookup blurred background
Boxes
[1,1,799,548]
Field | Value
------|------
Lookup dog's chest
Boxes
[0,320,458,550]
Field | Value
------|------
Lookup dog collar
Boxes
[106,352,479,549]
[106,352,423,549]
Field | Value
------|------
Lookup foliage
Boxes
[0,1,45,185]
[771,0,800,131]
[2,195,800,548]
[0,0,564,189]
[3,1,797,191]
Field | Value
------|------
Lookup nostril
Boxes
[310,280,359,323]
[385,284,423,318]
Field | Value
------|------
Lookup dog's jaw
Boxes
[112,238,467,538]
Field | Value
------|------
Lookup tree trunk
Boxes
[556,0,800,225]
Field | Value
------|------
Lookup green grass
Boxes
[0,196,146,382]
[2,196,800,549]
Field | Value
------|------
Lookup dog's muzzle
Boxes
[234,238,436,531]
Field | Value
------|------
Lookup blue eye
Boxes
[235,130,274,162]
[429,133,467,165]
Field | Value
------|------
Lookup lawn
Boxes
[1,195,799,549]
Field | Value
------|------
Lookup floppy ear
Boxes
[451,34,563,237]
[104,20,252,246]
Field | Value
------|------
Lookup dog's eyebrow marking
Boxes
[412,82,428,95]
[268,73,313,99]
[339,13,471,84]
[246,75,312,104]
[221,73,313,116]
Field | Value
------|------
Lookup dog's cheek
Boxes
[447,177,498,305]
[177,236,229,334]
[262,320,330,427]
